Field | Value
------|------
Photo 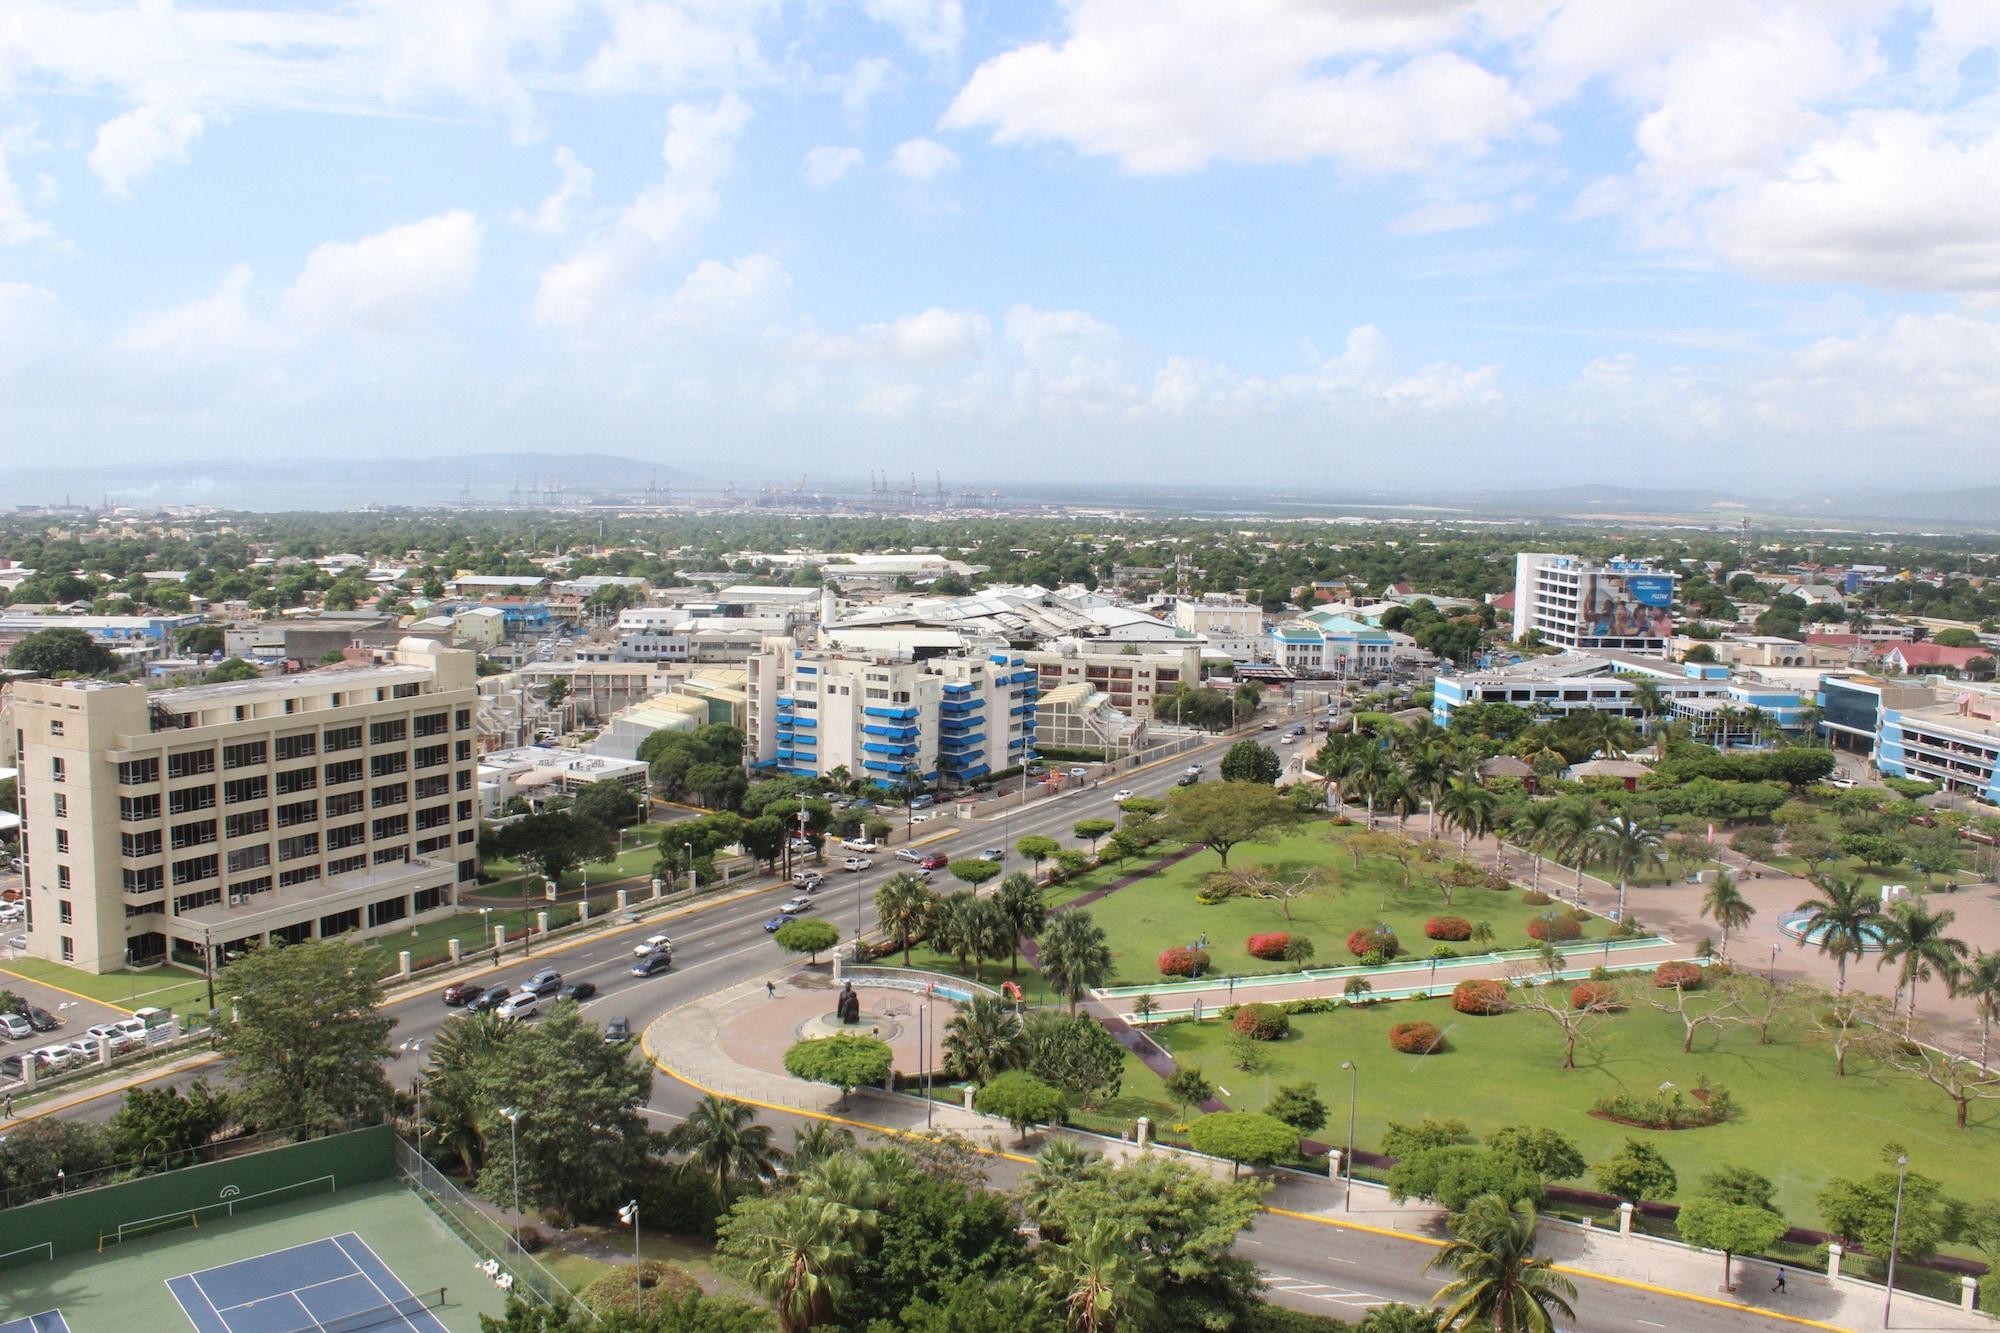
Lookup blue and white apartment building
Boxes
[1433,650,1813,745]
[1820,673,2000,804]
[744,636,1038,787]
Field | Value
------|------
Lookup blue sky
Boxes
[3,1,1999,491]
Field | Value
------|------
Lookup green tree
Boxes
[202,657,261,683]
[1699,871,1755,960]
[1156,781,1305,868]
[1436,778,1497,856]
[1165,1066,1216,1121]
[874,873,934,967]
[7,627,119,676]
[949,858,1004,890]
[1187,1111,1304,1177]
[773,918,840,963]
[940,995,1025,1086]
[784,1035,893,1109]
[1591,814,1666,921]
[1388,1146,1545,1211]
[663,1095,784,1209]
[217,939,395,1137]
[1357,1305,1445,1333]
[1877,898,1970,1022]
[1819,1165,1960,1262]
[1426,1196,1576,1333]
[0,1118,114,1204]
[496,811,617,885]
[1036,1216,1155,1333]
[993,873,1047,976]
[1483,1126,1586,1182]
[422,1011,520,1174]
[742,815,788,869]
[107,1079,231,1168]
[1220,739,1283,785]
[1016,835,1061,878]
[1037,911,1113,1014]
[717,1190,874,1333]
[1794,877,1884,993]
[1022,1011,1124,1110]
[570,779,640,829]
[1698,1165,1779,1211]
[1956,948,2000,1068]
[1265,1082,1328,1148]
[1593,1139,1677,1202]
[975,1070,1068,1144]
[1675,1198,1787,1291]
[1072,819,1117,853]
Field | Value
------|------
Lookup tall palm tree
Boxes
[1877,898,1970,1023]
[1020,1138,1104,1236]
[1551,799,1599,888]
[930,891,982,977]
[1404,745,1449,836]
[993,872,1049,977]
[1350,744,1393,826]
[722,1192,874,1333]
[789,1122,855,1173]
[1629,679,1665,735]
[1427,1195,1577,1333]
[1436,777,1497,858]
[940,994,1025,1085]
[1039,910,1113,1014]
[1591,814,1666,922]
[420,1010,520,1174]
[1511,803,1561,889]
[874,873,934,967]
[664,1094,786,1208]
[1036,1216,1156,1333]
[1578,711,1636,759]
[1954,949,2000,1068]
[1699,871,1755,959]
[1379,769,1421,831]
[1793,877,1882,994]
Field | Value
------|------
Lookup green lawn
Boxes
[0,954,212,1018]
[1077,827,1610,986]
[1155,995,2000,1232]
[480,822,671,891]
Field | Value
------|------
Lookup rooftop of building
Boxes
[479,745,648,775]
[1894,693,2000,741]
[154,662,433,705]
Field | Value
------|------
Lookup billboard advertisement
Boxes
[1582,572,1674,641]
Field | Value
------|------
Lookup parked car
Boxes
[25,1006,58,1033]
[561,981,597,1003]
[908,794,935,810]
[86,1018,146,1052]
[604,1016,633,1042]
[842,855,872,872]
[1112,789,1135,801]
[441,981,487,1007]
[908,811,935,823]
[631,951,672,977]
[522,968,563,996]
[789,837,816,853]
[781,896,813,915]
[496,991,539,1021]
[894,848,924,863]
[1068,767,1088,778]
[0,1013,30,1040]
[918,852,948,870]
[1,1051,50,1079]
[468,989,511,1014]
[840,837,880,853]
[632,933,674,958]
[34,1042,85,1071]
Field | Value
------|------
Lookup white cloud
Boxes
[0,281,71,350]
[520,145,593,235]
[888,137,959,181]
[580,0,774,93]
[839,56,898,121]
[802,144,863,188]
[533,94,751,327]
[864,0,964,62]
[1388,200,1499,235]
[88,104,205,198]
[122,265,274,353]
[283,210,484,333]
[945,0,1530,175]
[796,307,988,363]
[662,253,790,325]
[0,133,53,245]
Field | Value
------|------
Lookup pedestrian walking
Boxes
[766,980,776,999]
[1772,1269,1786,1294]
[3,1091,12,1119]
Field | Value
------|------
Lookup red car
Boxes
[441,980,487,1007]
[917,852,949,871]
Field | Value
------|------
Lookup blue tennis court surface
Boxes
[166,1232,448,1333]
[0,1312,72,1333]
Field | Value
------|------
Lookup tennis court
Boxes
[0,1312,72,1333]
[166,1232,448,1333]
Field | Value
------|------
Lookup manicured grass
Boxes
[480,823,671,890]
[0,954,211,1018]
[1078,827,1609,985]
[1155,993,2000,1231]
[924,1045,1178,1143]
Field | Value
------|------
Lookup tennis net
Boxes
[276,1284,446,1333]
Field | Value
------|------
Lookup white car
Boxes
[86,1018,147,1052]
[1281,735,1298,745]
[1112,789,1135,801]
[496,991,539,1021]
[1068,766,1088,778]
[632,933,674,958]
[1184,764,1204,776]
[908,811,935,823]
[840,837,880,853]
[781,896,813,914]
[843,855,872,872]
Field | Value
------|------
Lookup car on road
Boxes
[1112,789,1135,801]
[1177,773,1201,787]
[522,967,563,995]
[917,852,948,870]
[631,951,671,977]
[894,848,924,863]
[1185,763,1204,775]
[908,794,935,810]
[496,991,539,1021]
[762,915,790,933]
[781,895,813,914]
[468,989,511,1014]
[24,1006,58,1033]
[561,981,597,1003]
[632,933,674,958]
[789,837,816,853]
[908,810,935,823]
[1281,735,1297,745]
[791,870,824,889]
[840,837,880,852]
[1261,721,1278,730]
[0,1013,30,1040]
[604,1016,632,1042]
[843,855,872,872]
[441,980,488,1007]
[1068,766,1088,778]
[979,849,1003,862]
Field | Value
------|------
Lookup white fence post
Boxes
[1826,1243,1843,1281]
[1618,1202,1634,1237]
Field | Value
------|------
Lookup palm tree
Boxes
[1577,711,1635,759]
[1511,803,1561,890]
[1699,871,1754,960]
[1629,678,1665,733]
[940,994,1025,1085]
[1551,799,1599,888]
[722,1192,874,1333]
[789,1122,855,1173]
[1591,814,1666,922]
[1379,769,1421,831]
[1954,950,2000,1068]
[1404,745,1449,836]
[664,1094,786,1208]
[1427,1195,1577,1333]
[1037,1216,1156,1333]
[1877,898,1970,1023]
[1021,1138,1104,1237]
[1039,910,1113,1014]
[1349,744,1393,826]
[1436,777,1497,858]
[1792,877,1882,994]
[993,872,1049,977]
[930,891,982,977]
[421,1010,520,1174]
[874,873,934,967]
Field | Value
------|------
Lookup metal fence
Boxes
[393,1136,593,1320]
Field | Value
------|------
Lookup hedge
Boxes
[1424,916,1472,941]
[1232,1003,1291,1040]
[1247,932,1293,960]
[1452,979,1511,1015]
[1521,889,1553,906]
[1526,915,1582,942]
[1389,1021,1445,1054]
[1347,926,1400,960]
[1654,961,1704,990]
[1570,981,1622,1010]
[1159,946,1211,978]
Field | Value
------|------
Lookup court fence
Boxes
[393,1135,593,1321]
[0,1123,397,1270]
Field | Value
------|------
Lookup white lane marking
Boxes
[635,1106,684,1122]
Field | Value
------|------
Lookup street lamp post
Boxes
[1883,1153,1909,1327]
[684,842,694,894]
[499,1106,523,1247]
[618,1200,642,1319]
[1340,1060,1358,1212]
[1769,943,1780,985]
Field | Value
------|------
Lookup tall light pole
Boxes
[1340,1060,1358,1212]
[618,1199,642,1319]
[1883,1152,1909,1327]
[1769,943,1780,985]
[498,1106,523,1247]
[683,842,694,893]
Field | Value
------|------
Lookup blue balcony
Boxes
[776,695,795,706]
[863,723,919,740]
[864,706,919,720]
[790,717,817,729]
[790,733,817,748]
[943,681,974,694]
[939,733,985,750]
[862,758,914,775]
[940,698,985,715]
[863,741,918,756]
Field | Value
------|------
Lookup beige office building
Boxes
[10,639,481,975]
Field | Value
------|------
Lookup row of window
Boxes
[122,760,472,822]
[115,713,471,787]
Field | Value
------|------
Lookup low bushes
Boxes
[1526,914,1582,942]
[1221,996,1342,1022]
[1231,1002,1291,1040]
[1452,979,1510,1015]
[1654,961,1704,990]
[1247,932,1293,960]
[1159,946,1212,978]
[1592,1078,1735,1129]
[1521,889,1553,906]
[1569,981,1622,1010]
[1424,916,1472,941]
[1389,1021,1445,1054]
[1347,926,1400,960]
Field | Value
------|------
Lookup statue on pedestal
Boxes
[837,982,861,1025]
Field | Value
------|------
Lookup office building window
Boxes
[276,767,317,796]
[373,847,407,865]
[227,845,270,874]
[327,823,366,851]
[170,785,217,815]
[327,791,364,818]
[167,748,216,780]
[233,876,272,898]
[52,793,66,818]
[224,775,268,805]
[172,854,219,886]
[222,740,268,770]
[122,866,164,894]
[174,887,223,914]
[120,794,162,822]
[274,733,317,761]
[59,899,72,923]
[60,936,74,962]
[277,832,319,862]
[370,752,407,778]
[171,820,217,850]
[372,813,409,841]
[415,885,448,912]
[224,809,271,839]
[327,854,367,876]
[415,712,449,738]
[54,828,67,853]
[455,709,471,731]
[277,799,319,828]
[56,865,71,890]
[323,759,363,786]
[324,724,363,752]
[372,782,408,810]
[279,865,322,889]
[370,719,407,745]
[49,756,65,783]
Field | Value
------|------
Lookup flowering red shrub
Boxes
[1521,889,1553,906]
[1347,927,1401,959]
[1654,961,1704,990]
[1232,1003,1290,1040]
[1452,979,1510,1015]
[1158,947,1211,978]
[1526,915,1583,942]
[1389,1021,1445,1054]
[1570,981,1621,1010]
[1247,932,1293,960]
[1424,916,1472,941]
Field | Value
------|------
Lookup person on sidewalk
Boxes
[1771,1269,1786,1294]
[766,980,777,998]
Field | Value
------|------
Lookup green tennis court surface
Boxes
[0,1182,508,1333]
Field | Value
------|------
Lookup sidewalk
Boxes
[644,972,1996,1333]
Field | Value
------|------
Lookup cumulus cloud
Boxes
[0,133,54,245]
[88,105,205,197]
[1388,200,1499,235]
[520,146,593,235]
[864,0,964,62]
[123,265,274,353]
[796,307,988,363]
[283,210,484,334]
[802,144,863,188]
[888,137,959,181]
